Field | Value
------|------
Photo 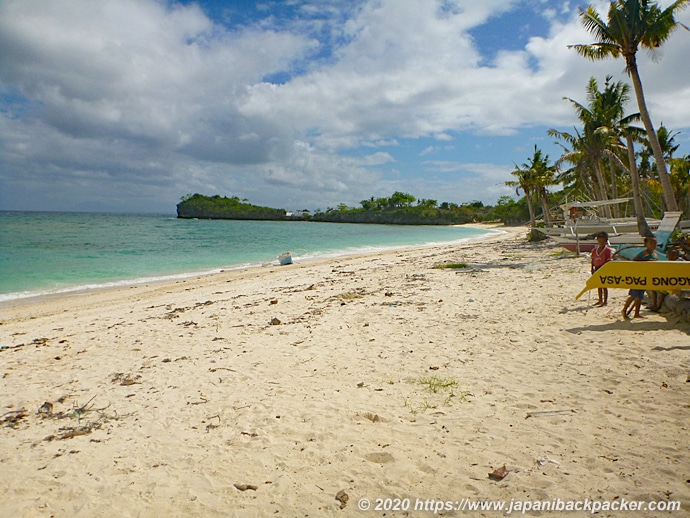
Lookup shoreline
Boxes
[0,224,505,309]
[2,225,688,517]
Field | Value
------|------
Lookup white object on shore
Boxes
[278,252,293,265]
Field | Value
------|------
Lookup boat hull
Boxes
[538,219,660,237]
[551,234,644,253]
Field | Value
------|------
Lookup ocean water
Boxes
[0,211,496,302]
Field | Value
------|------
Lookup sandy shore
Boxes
[1,225,688,517]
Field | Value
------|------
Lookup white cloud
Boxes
[0,0,689,212]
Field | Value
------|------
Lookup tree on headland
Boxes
[569,0,689,212]
[389,191,416,208]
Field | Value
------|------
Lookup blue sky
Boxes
[1,0,689,214]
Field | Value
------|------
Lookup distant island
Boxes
[177,194,287,220]
[177,192,529,225]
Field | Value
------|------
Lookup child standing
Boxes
[591,231,613,306]
[622,236,659,319]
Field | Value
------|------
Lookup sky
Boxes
[1,0,689,214]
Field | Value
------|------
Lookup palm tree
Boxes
[591,78,653,229]
[654,124,681,210]
[569,0,688,212]
[670,155,690,215]
[507,165,537,231]
[553,76,656,233]
[637,123,682,211]
[550,77,630,217]
[529,148,557,227]
[591,77,641,217]
[606,129,654,236]
[550,128,597,199]
[507,146,556,233]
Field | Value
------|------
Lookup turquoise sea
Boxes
[0,211,497,302]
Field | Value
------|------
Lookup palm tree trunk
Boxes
[608,157,620,217]
[539,188,553,227]
[525,189,536,229]
[578,165,592,197]
[593,161,612,218]
[624,134,653,237]
[628,59,679,211]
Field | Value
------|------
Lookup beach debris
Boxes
[536,455,560,467]
[335,489,349,509]
[1,408,28,428]
[362,412,380,423]
[188,395,209,406]
[112,373,142,386]
[0,343,25,352]
[270,299,278,305]
[45,420,103,441]
[488,465,509,481]
[338,289,365,300]
[525,409,575,419]
[599,455,619,462]
[270,317,281,325]
[234,483,258,491]
[205,415,220,432]
[180,320,198,327]
[37,401,54,416]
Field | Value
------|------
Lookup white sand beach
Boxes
[1,226,688,517]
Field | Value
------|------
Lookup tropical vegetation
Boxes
[569,0,689,212]
[508,0,688,237]
[177,192,531,225]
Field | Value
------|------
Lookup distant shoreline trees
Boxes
[177,192,532,226]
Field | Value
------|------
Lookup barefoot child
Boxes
[622,236,659,319]
[591,231,613,306]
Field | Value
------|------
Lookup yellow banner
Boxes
[576,261,690,299]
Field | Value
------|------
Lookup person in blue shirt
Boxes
[622,236,659,319]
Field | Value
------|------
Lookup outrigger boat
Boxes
[538,198,661,237]
[613,211,682,260]
[550,233,643,253]
[554,211,682,257]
